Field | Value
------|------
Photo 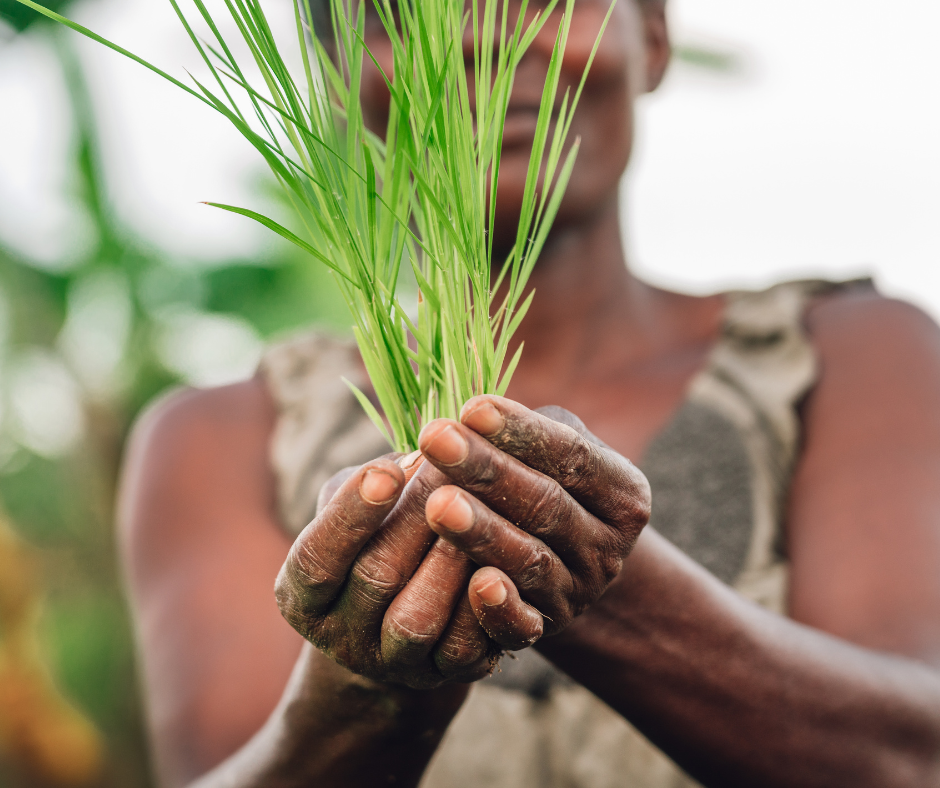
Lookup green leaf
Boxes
[19,0,609,451]
[203,202,357,286]
[496,342,525,397]
[343,378,394,449]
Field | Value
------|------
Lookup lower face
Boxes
[358,0,645,249]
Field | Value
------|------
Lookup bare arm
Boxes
[540,529,940,788]
[186,643,465,788]
[118,374,652,786]
[401,290,940,786]
[117,381,463,788]
[523,293,940,786]
[120,290,940,786]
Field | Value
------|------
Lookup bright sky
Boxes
[629,0,940,312]
[1,0,939,311]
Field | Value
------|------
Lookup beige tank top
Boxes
[258,279,868,787]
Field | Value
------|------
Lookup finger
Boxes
[398,449,427,483]
[459,395,651,536]
[533,405,611,449]
[275,458,405,629]
[433,594,500,682]
[419,418,613,573]
[315,451,417,515]
[316,465,359,514]
[381,538,474,668]
[468,567,544,651]
[425,485,579,624]
[337,459,449,629]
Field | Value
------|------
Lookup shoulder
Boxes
[806,285,940,365]
[787,288,940,660]
[127,376,275,458]
[802,287,940,442]
[121,376,276,510]
[118,376,281,589]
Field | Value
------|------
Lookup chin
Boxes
[490,177,617,254]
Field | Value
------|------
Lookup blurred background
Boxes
[0,0,937,784]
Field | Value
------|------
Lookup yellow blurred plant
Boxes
[0,512,104,786]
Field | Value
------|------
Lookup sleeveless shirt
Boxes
[258,279,868,787]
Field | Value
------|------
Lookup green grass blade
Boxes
[204,202,358,286]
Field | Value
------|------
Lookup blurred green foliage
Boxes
[673,43,742,74]
[0,20,349,788]
[0,0,69,32]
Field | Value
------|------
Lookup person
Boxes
[117,0,940,786]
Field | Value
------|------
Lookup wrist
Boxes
[246,644,467,788]
[288,643,467,738]
[536,529,666,665]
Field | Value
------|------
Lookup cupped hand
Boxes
[274,452,499,689]
[419,396,651,650]
[275,396,650,688]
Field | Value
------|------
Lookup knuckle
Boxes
[290,538,345,590]
[324,627,378,675]
[274,575,302,625]
[301,617,330,648]
[328,499,373,537]
[471,518,500,552]
[556,438,599,491]
[384,596,454,653]
[598,550,625,585]
[515,544,557,589]
[609,471,652,536]
[629,473,653,526]
[461,450,501,491]
[518,481,564,530]
[435,632,490,671]
[562,577,593,620]
[274,576,319,642]
[571,538,624,599]
[385,617,437,649]
[348,552,407,601]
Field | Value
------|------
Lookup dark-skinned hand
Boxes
[420,395,650,649]
[274,450,497,690]
[274,396,651,690]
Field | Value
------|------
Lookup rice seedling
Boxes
[16,0,613,452]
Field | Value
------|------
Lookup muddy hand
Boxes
[419,396,651,650]
[275,453,498,689]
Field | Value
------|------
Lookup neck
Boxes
[497,196,726,402]
[500,197,653,375]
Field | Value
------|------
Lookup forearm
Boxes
[539,529,940,788]
[187,644,465,788]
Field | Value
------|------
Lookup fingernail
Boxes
[461,401,504,437]
[423,424,469,466]
[477,576,507,606]
[432,491,474,533]
[360,469,400,504]
[398,450,423,470]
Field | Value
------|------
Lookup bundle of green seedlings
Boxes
[20,0,612,452]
